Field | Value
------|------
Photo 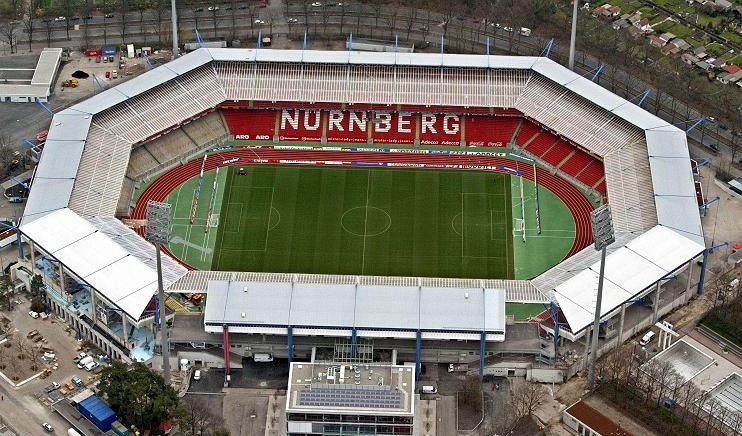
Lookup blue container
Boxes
[101,46,117,56]
[78,395,117,432]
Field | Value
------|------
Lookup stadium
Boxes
[15,48,705,379]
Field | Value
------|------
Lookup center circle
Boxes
[341,206,392,237]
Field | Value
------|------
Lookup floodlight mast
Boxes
[569,0,579,70]
[587,205,614,389]
[171,0,179,58]
[146,200,172,385]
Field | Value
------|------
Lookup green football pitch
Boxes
[164,164,576,279]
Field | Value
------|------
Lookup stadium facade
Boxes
[13,48,704,376]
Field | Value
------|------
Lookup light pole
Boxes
[587,204,614,389]
[145,200,172,385]
[171,0,179,58]
[568,0,579,70]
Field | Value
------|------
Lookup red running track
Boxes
[131,148,595,270]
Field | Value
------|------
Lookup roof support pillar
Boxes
[16,229,23,260]
[287,326,294,364]
[617,303,626,345]
[685,259,694,303]
[697,249,708,295]
[652,280,662,323]
[479,332,486,381]
[550,302,560,355]
[351,326,358,355]
[223,325,231,376]
[415,330,421,381]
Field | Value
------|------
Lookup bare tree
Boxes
[0,19,20,54]
[175,397,227,436]
[22,0,41,51]
[133,0,151,44]
[511,380,547,417]
[460,375,483,411]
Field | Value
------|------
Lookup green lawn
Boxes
[211,165,517,279]
[506,303,548,321]
[163,161,576,280]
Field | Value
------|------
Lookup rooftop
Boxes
[564,400,632,436]
[286,362,415,415]
[645,338,714,382]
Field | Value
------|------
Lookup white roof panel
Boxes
[46,113,92,141]
[289,283,356,327]
[531,58,576,85]
[67,89,129,115]
[611,103,669,130]
[554,225,704,333]
[19,208,165,319]
[114,66,178,96]
[354,285,418,330]
[565,78,626,110]
[166,48,214,73]
[22,138,86,223]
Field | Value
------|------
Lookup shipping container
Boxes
[84,48,101,57]
[110,420,129,436]
[78,396,117,432]
[101,46,117,56]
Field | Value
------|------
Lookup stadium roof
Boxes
[20,48,703,325]
[552,226,704,334]
[203,279,506,341]
[19,208,187,321]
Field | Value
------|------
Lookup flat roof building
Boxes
[286,362,415,435]
[0,48,62,102]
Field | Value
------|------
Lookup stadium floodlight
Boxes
[145,200,172,385]
[171,0,179,58]
[568,0,579,70]
[587,204,613,389]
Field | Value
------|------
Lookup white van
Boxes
[84,361,98,371]
[422,385,438,394]
[77,356,94,369]
[193,369,201,381]
[254,353,274,362]
[68,428,83,436]
[639,331,655,347]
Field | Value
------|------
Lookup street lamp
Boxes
[171,0,179,58]
[587,204,614,389]
[145,200,172,385]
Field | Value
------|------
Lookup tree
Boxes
[511,380,547,417]
[133,0,151,44]
[460,375,483,411]
[97,362,179,430]
[175,397,230,436]
[0,0,21,54]
[0,274,13,311]
[30,274,43,299]
[21,0,41,51]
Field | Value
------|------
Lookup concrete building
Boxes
[562,400,632,436]
[285,362,415,435]
[0,48,62,103]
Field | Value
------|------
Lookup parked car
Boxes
[29,311,39,319]
[112,71,118,79]
[27,329,39,339]
[71,375,84,387]
[84,361,98,371]
[193,369,201,381]
[45,382,60,393]
[207,6,219,11]
[42,423,54,432]
[54,16,65,22]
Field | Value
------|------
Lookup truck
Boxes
[77,356,94,369]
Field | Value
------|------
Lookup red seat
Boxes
[515,120,540,146]
[577,160,605,188]
[560,149,593,177]
[523,131,558,157]
[542,140,573,167]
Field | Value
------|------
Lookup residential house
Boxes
[662,43,680,55]
[593,4,622,19]
[635,18,652,33]
[711,57,727,69]
[627,13,642,25]
[682,52,700,65]
[693,46,708,59]
[659,32,676,43]
[723,64,741,75]
[608,5,621,16]
[612,19,630,30]
[696,60,713,72]
[718,69,742,85]
[648,34,665,48]
[671,38,691,51]
[714,0,733,11]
